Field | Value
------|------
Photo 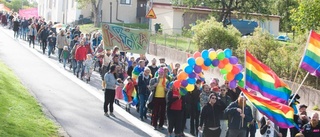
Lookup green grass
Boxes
[0,61,59,137]
[150,34,198,52]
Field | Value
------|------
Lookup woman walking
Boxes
[56,30,68,63]
[104,65,118,117]
[28,23,37,48]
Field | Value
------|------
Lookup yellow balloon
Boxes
[181,63,188,70]
[225,64,233,72]
[209,51,217,60]
[186,84,195,92]
[195,57,204,66]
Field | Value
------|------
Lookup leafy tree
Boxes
[171,0,272,26]
[270,0,298,32]
[0,0,34,12]
[76,0,103,27]
[191,17,241,51]
[291,0,320,33]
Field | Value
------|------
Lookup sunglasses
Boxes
[211,97,216,99]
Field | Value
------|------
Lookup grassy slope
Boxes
[0,61,58,137]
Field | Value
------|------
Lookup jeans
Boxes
[104,89,115,113]
[72,59,77,75]
[22,27,28,40]
[220,120,228,137]
[77,60,84,78]
[29,35,35,47]
[58,48,63,61]
[14,30,18,38]
[41,40,47,54]
[48,45,54,57]
[63,58,67,68]
[139,94,148,119]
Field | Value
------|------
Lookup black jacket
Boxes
[137,73,151,95]
[200,100,226,128]
[40,29,49,41]
[224,100,253,130]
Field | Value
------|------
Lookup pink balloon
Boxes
[193,51,201,58]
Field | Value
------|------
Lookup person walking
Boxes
[199,93,226,137]
[28,23,37,48]
[47,32,56,58]
[166,82,184,137]
[224,95,253,137]
[12,17,20,39]
[56,30,68,62]
[39,26,50,54]
[75,40,87,79]
[138,67,152,121]
[149,67,168,130]
[104,65,118,117]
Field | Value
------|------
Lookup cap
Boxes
[300,104,308,109]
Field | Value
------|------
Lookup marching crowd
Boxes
[1,11,320,137]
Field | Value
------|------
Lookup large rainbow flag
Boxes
[122,82,139,105]
[132,66,144,84]
[245,50,291,104]
[300,31,320,77]
[241,88,298,129]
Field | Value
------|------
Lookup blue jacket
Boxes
[104,73,117,90]
[224,100,253,130]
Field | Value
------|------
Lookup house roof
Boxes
[153,2,281,19]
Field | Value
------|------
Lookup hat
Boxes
[300,104,308,109]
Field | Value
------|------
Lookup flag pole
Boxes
[242,49,247,127]
[290,30,312,93]
[288,72,309,105]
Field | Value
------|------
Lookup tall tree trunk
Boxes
[92,0,103,27]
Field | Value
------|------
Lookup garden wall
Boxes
[149,43,320,110]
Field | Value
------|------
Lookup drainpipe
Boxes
[116,0,124,23]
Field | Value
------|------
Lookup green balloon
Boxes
[220,69,228,74]
[217,52,225,60]
[223,74,227,80]
[210,64,215,68]
[238,80,245,88]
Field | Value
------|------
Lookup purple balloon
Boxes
[188,72,197,78]
[208,48,215,52]
[236,64,244,71]
[211,59,220,67]
[181,80,188,87]
[229,56,238,64]
[229,80,237,89]
[194,65,202,73]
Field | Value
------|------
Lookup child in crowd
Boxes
[60,46,70,69]
[115,78,124,106]
[122,77,135,113]
[83,54,95,83]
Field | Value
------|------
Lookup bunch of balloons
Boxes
[173,48,245,93]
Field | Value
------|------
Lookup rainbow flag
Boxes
[300,31,320,77]
[245,50,291,104]
[241,88,298,129]
[122,82,138,105]
[132,66,144,84]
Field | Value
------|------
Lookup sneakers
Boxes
[110,112,115,117]
[104,113,109,117]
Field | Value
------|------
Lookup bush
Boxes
[191,17,241,51]
[236,28,301,80]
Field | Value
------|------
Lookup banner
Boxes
[101,24,150,54]
[19,8,38,19]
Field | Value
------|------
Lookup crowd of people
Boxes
[1,11,320,137]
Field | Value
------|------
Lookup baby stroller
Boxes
[84,58,95,83]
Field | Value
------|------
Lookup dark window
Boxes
[120,0,131,5]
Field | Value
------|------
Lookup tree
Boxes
[171,0,272,26]
[291,0,320,33]
[191,17,241,51]
[76,0,102,27]
[0,0,34,12]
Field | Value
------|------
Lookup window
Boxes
[120,0,131,5]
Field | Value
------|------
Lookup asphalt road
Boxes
[0,28,165,137]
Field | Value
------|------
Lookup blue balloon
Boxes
[201,50,209,59]
[235,73,244,80]
[187,78,196,84]
[224,48,232,58]
[184,66,193,74]
[204,58,212,66]
[187,57,196,66]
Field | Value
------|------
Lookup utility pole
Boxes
[147,0,153,54]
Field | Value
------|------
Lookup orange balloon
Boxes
[221,58,229,65]
[177,72,188,80]
[226,73,235,81]
[195,57,204,66]
[218,62,225,69]
[201,64,209,71]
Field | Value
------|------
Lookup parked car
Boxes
[276,35,290,42]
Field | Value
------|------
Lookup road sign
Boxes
[146,8,156,19]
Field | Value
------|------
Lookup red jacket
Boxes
[75,46,87,61]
